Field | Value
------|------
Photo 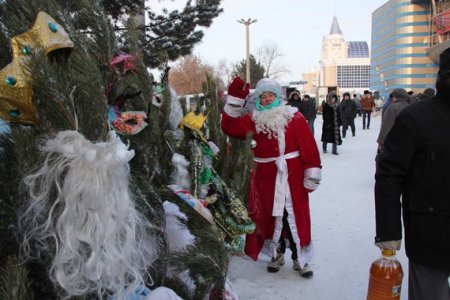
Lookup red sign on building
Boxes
[434,10,450,35]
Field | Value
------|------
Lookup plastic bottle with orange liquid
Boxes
[367,248,404,300]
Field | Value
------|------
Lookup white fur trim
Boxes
[304,167,321,191]
[285,188,313,268]
[304,178,320,191]
[224,103,243,118]
[227,94,246,105]
[304,167,322,181]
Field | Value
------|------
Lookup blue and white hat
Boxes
[254,78,284,99]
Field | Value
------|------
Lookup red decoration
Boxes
[434,10,450,35]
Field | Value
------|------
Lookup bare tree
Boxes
[255,40,290,79]
[169,54,223,95]
[215,59,233,87]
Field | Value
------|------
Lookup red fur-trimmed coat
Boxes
[221,110,321,261]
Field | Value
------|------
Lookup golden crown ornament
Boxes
[178,111,207,132]
[0,11,74,124]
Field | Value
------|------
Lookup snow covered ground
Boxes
[228,114,410,300]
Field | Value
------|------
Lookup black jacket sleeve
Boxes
[374,110,417,242]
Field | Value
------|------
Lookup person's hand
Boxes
[375,240,401,251]
[224,76,250,117]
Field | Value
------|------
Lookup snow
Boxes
[228,114,409,300]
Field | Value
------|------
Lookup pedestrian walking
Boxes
[321,93,342,155]
[340,92,357,138]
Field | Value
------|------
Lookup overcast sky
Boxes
[151,0,388,83]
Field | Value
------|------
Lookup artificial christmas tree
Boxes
[0,0,242,299]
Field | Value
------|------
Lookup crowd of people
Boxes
[284,86,436,157]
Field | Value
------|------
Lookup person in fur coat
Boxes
[221,77,322,278]
[321,93,342,155]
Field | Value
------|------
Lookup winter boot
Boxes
[293,259,300,271]
[267,252,285,273]
[296,262,313,279]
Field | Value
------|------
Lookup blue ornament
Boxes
[8,110,21,118]
[5,76,16,86]
[22,45,32,55]
[48,22,58,32]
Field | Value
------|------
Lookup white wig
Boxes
[20,130,158,299]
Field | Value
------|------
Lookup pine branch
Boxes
[0,256,35,300]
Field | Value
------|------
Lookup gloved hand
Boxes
[375,240,401,251]
[303,167,321,191]
[224,76,250,117]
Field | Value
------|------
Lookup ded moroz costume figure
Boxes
[221,77,322,278]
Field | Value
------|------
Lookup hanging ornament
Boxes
[0,11,74,124]
[106,53,149,135]
[167,184,213,224]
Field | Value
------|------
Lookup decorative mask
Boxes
[0,11,74,124]
[107,53,149,135]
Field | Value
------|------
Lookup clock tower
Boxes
[321,16,348,62]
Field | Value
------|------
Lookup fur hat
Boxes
[255,78,284,99]
[288,90,301,99]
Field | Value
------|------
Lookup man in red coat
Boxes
[221,77,322,278]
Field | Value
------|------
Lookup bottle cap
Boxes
[382,249,396,256]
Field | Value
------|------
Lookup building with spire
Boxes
[303,16,371,102]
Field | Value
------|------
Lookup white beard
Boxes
[252,104,297,139]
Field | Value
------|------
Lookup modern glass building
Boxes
[371,0,438,99]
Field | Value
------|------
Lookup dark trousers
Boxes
[322,142,337,154]
[408,261,450,300]
[342,117,355,137]
[307,119,315,135]
[279,210,297,261]
[362,111,372,129]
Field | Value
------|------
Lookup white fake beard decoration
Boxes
[252,104,296,139]
[163,201,195,252]
[20,130,157,299]
[171,153,191,191]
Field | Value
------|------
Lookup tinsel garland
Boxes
[190,139,255,252]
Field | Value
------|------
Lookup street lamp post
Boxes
[237,18,257,86]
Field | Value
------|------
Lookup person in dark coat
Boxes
[381,93,393,119]
[376,88,409,148]
[321,93,341,155]
[287,90,301,110]
[339,92,357,138]
[299,94,317,134]
[374,47,450,299]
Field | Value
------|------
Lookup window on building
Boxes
[337,65,371,88]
